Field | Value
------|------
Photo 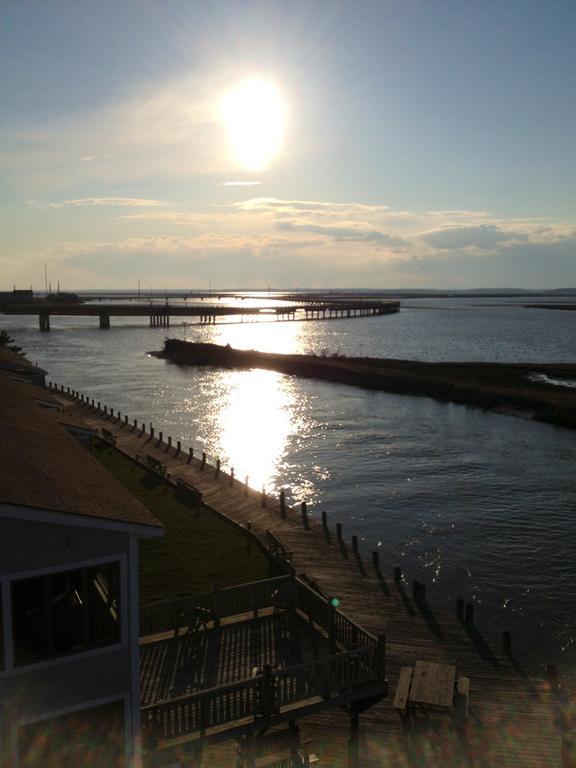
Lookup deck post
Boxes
[280,489,286,519]
[201,451,206,470]
[212,584,221,629]
[259,665,277,717]
[352,534,358,554]
[375,633,387,682]
[167,435,172,449]
[336,522,343,541]
[301,501,309,530]
[348,706,360,768]
[328,601,337,653]
[215,458,220,479]
[372,551,380,572]
[176,440,181,456]
[245,475,249,496]
[229,467,234,487]
[289,721,301,765]
[188,447,193,463]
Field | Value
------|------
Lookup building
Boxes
[0,371,163,767]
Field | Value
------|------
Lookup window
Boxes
[18,700,125,768]
[0,589,4,671]
[12,562,121,667]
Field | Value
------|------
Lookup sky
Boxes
[0,0,575,290]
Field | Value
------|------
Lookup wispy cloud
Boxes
[222,181,262,187]
[28,197,166,208]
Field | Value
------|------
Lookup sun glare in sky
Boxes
[220,77,286,172]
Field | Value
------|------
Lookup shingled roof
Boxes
[0,373,162,531]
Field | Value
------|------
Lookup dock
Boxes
[50,386,566,766]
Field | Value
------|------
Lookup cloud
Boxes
[222,181,262,187]
[274,219,407,246]
[234,197,390,216]
[418,224,524,251]
[28,197,166,208]
[0,71,234,192]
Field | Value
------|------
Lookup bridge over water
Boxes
[0,300,400,331]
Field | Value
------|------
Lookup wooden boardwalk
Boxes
[55,391,564,766]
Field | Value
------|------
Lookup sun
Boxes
[220,77,286,172]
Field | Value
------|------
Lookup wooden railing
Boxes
[140,575,294,636]
[141,644,384,747]
[141,574,375,653]
[294,578,375,650]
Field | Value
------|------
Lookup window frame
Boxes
[0,554,127,676]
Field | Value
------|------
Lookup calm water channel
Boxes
[3,296,575,676]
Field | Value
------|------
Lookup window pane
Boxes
[12,577,49,666]
[51,569,85,655]
[0,589,4,671]
[88,563,121,646]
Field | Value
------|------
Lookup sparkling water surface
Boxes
[3,297,575,675]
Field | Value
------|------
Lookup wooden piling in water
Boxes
[280,490,286,519]
[352,534,359,554]
[215,459,221,479]
[301,502,309,530]
[187,447,193,463]
[372,551,380,572]
[456,599,465,621]
[336,522,343,541]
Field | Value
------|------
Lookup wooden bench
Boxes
[146,454,166,476]
[454,676,470,722]
[393,666,413,714]
[101,427,117,445]
[175,478,203,504]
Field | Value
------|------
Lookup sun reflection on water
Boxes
[212,316,304,354]
[213,368,302,491]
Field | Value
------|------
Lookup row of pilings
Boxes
[45,376,534,676]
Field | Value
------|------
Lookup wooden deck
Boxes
[141,610,327,707]
[54,390,565,766]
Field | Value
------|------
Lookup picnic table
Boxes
[393,660,470,722]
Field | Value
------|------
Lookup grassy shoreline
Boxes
[92,440,276,603]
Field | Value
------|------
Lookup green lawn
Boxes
[92,440,276,603]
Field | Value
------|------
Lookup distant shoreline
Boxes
[156,340,576,431]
